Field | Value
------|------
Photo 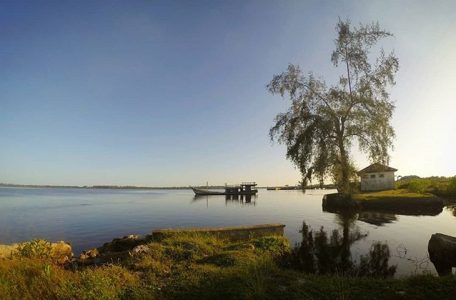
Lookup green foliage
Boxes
[284,222,396,277]
[1,234,456,299]
[268,19,398,193]
[198,250,256,267]
[252,236,290,254]
[396,176,456,198]
[159,233,223,262]
[331,160,359,193]
[358,242,396,278]
[407,180,431,194]
[57,265,148,300]
[446,177,456,196]
[15,240,53,260]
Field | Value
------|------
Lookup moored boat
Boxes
[192,182,258,196]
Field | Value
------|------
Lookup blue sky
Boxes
[1,0,455,186]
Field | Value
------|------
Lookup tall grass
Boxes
[0,234,455,299]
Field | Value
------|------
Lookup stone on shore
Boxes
[98,234,145,253]
[428,233,456,276]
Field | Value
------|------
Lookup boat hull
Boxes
[191,187,258,196]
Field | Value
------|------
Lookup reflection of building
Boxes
[357,163,397,192]
[357,211,397,226]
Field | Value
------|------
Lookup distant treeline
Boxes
[0,183,191,190]
[0,183,338,190]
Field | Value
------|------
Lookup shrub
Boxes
[407,179,431,194]
[15,240,53,260]
[446,177,456,197]
[252,236,290,256]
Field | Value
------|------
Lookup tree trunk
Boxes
[338,139,350,194]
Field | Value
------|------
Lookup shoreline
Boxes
[1,227,455,299]
[323,191,448,216]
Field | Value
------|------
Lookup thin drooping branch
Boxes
[268,19,397,193]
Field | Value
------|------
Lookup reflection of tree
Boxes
[335,210,360,272]
[287,213,396,278]
[357,211,397,226]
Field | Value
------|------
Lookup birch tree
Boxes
[268,19,398,193]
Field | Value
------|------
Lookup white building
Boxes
[357,163,398,192]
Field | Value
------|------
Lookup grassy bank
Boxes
[323,189,443,215]
[0,234,455,299]
[396,176,456,200]
[349,189,443,215]
[352,189,434,201]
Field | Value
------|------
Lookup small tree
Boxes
[268,19,398,193]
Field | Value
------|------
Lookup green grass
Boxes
[1,234,455,299]
[352,189,434,201]
[396,176,456,199]
[350,189,443,215]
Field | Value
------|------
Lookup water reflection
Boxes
[286,215,397,277]
[357,211,397,226]
[2,187,455,275]
[323,205,398,227]
[225,194,256,206]
[192,194,257,206]
[447,205,456,217]
[321,205,435,275]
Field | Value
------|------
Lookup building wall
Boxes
[360,171,395,192]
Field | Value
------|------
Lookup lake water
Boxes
[1,187,455,276]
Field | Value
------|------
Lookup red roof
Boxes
[357,163,397,175]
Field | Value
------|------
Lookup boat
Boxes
[191,182,258,196]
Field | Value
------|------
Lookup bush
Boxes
[252,236,290,256]
[396,176,456,198]
[446,177,456,197]
[15,240,53,260]
[407,179,431,194]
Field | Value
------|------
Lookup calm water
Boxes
[1,187,455,276]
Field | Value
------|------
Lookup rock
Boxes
[50,241,73,264]
[428,233,456,276]
[132,245,150,255]
[79,248,99,260]
[99,235,145,253]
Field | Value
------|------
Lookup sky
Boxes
[1,0,455,186]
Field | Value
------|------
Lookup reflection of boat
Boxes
[191,182,258,196]
[191,194,257,207]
